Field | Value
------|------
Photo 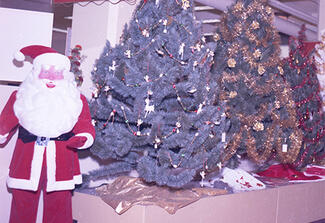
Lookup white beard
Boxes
[14,70,83,138]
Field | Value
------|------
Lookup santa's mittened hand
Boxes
[66,136,87,149]
[0,133,9,144]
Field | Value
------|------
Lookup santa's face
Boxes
[13,65,83,138]
[38,65,64,89]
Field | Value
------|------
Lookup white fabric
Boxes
[221,167,266,192]
[7,142,44,191]
[13,70,82,138]
[0,133,9,144]
[75,133,94,150]
[7,141,83,192]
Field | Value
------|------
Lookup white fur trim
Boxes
[46,140,82,192]
[7,141,83,192]
[75,133,94,149]
[0,133,8,144]
[46,140,56,191]
[289,178,325,183]
[7,142,45,191]
[46,174,82,192]
[14,51,25,61]
[34,53,71,71]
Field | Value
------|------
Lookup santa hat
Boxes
[14,45,71,71]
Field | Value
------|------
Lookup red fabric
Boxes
[1,91,95,190]
[9,154,72,223]
[67,136,87,148]
[304,165,325,176]
[301,41,320,57]
[20,45,57,60]
[0,91,19,135]
[256,164,322,181]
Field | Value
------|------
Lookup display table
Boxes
[72,180,325,223]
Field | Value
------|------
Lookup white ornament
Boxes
[208,50,214,57]
[92,89,99,98]
[188,88,197,93]
[137,119,143,126]
[142,29,149,37]
[163,19,168,33]
[222,132,226,143]
[144,98,155,117]
[178,43,185,59]
[109,60,116,71]
[197,103,203,114]
[200,170,206,187]
[193,61,198,70]
[124,50,131,58]
[144,75,150,82]
[155,136,161,144]
[282,144,288,153]
[200,170,206,179]
[181,0,190,10]
[214,120,220,125]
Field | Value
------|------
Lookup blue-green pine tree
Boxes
[88,0,229,188]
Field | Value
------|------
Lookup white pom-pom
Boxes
[14,51,25,61]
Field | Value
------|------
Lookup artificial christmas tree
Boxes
[69,44,84,87]
[212,0,302,167]
[282,30,325,168]
[88,0,229,188]
[314,30,325,111]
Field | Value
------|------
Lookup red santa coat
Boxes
[0,91,95,192]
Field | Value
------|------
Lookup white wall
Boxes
[70,1,137,175]
[0,7,53,82]
[0,7,53,223]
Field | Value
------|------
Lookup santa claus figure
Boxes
[0,45,95,223]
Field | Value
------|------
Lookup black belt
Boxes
[18,126,74,144]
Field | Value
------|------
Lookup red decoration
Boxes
[256,164,322,182]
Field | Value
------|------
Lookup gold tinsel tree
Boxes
[211,0,303,168]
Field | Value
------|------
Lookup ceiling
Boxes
[194,0,319,42]
[0,0,320,52]
[52,0,319,44]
